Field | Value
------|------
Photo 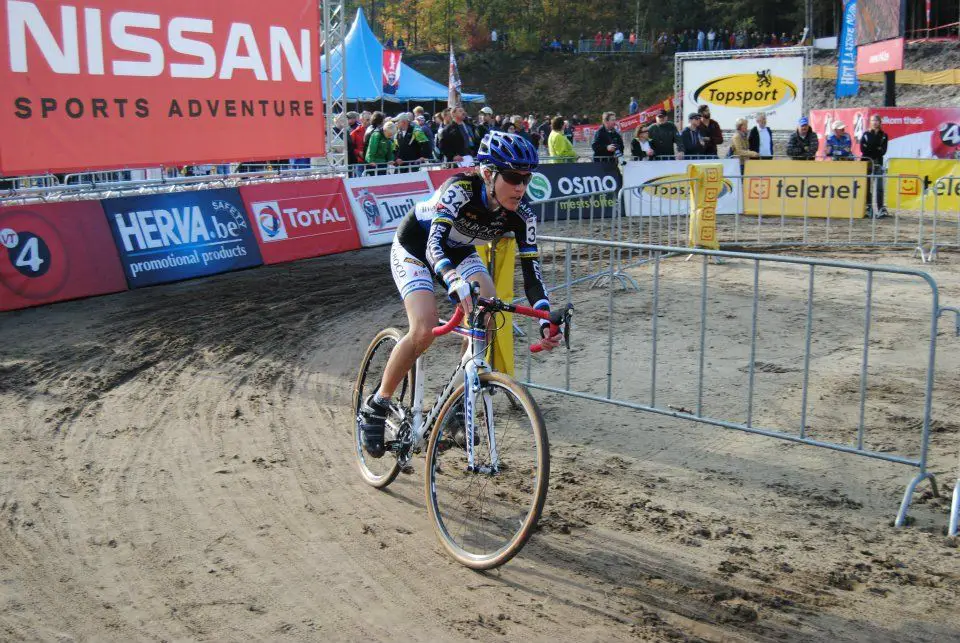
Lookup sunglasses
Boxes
[500,170,533,186]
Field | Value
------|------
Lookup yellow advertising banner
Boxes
[742,160,867,218]
[687,163,722,249]
[476,238,515,376]
[886,158,960,211]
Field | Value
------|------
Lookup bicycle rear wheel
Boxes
[424,372,549,569]
[353,327,415,488]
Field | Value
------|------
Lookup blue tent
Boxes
[321,8,484,104]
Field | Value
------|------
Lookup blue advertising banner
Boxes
[102,188,263,288]
[837,0,860,99]
[524,162,622,222]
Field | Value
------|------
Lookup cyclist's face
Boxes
[494,172,529,209]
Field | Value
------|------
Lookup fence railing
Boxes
[515,235,959,528]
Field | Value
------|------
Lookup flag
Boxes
[836,0,859,99]
[448,45,462,109]
[382,49,402,95]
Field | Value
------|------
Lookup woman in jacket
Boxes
[365,120,397,170]
[730,118,759,172]
[547,116,577,162]
[630,124,654,160]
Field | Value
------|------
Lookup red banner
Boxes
[0,201,126,311]
[573,96,674,143]
[810,107,960,160]
[240,179,360,265]
[856,38,905,74]
[427,167,462,189]
[0,0,324,176]
[382,49,402,95]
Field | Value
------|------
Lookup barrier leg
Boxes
[950,478,960,537]
[895,471,937,527]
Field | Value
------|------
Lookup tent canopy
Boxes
[321,8,485,104]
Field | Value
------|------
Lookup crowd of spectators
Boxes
[655,28,806,54]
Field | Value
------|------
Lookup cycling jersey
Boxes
[394,172,549,310]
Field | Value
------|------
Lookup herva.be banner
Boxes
[682,56,804,130]
[103,188,263,288]
[0,0,324,175]
[0,201,127,311]
[239,179,361,264]
[622,159,742,217]
[344,172,435,247]
[524,161,622,221]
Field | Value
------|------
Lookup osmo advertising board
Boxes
[344,172,434,247]
[102,188,263,288]
[525,162,622,221]
[622,159,741,216]
[0,0,324,175]
[682,56,804,130]
[0,201,126,311]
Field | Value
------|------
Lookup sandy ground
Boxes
[1,243,959,642]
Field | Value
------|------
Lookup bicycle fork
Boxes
[464,359,499,474]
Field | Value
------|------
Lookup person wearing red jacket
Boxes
[350,111,371,169]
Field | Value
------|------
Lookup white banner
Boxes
[682,56,804,131]
[343,172,436,247]
[622,159,742,216]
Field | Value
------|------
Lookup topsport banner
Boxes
[0,0,324,176]
[0,201,127,311]
[239,179,360,265]
[525,162,622,221]
[344,172,435,247]
[810,107,960,160]
[102,188,263,288]
[682,56,804,130]
[622,159,742,217]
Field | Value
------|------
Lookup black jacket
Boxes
[439,122,470,161]
[786,129,819,160]
[680,127,706,156]
[697,119,723,157]
[748,126,774,158]
[591,126,625,161]
[647,121,682,158]
[396,125,428,162]
[859,129,889,168]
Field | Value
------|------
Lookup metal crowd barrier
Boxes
[516,235,960,528]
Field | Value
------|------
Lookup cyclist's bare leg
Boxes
[378,290,437,399]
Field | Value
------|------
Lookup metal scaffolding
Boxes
[322,0,348,168]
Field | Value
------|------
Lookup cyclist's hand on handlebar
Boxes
[446,276,473,318]
[535,323,562,351]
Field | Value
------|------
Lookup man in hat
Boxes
[787,117,819,160]
[475,106,496,145]
[825,121,854,160]
[681,113,706,156]
[648,109,684,159]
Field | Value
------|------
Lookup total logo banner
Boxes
[622,159,742,217]
[102,188,263,288]
[682,56,804,130]
[810,107,960,161]
[343,172,435,247]
[0,201,126,311]
[239,179,360,264]
[524,161,622,221]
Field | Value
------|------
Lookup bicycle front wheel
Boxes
[424,372,549,569]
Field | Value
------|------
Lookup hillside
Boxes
[406,51,674,118]
[406,43,959,119]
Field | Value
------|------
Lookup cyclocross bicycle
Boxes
[353,286,572,569]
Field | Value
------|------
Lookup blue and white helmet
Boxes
[477,131,539,171]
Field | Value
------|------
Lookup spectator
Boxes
[491,29,498,47]
[364,110,385,153]
[345,111,361,164]
[697,29,705,51]
[537,117,552,149]
[415,114,435,159]
[604,32,613,50]
[594,31,603,50]
[592,111,625,162]
[681,113,706,156]
[630,124,655,161]
[729,117,760,171]
[748,112,774,159]
[475,106,495,142]
[563,120,574,142]
[629,31,637,49]
[628,96,639,115]
[504,121,517,134]
[860,114,889,217]
[825,121,854,160]
[548,116,577,162]
[386,35,395,49]
[397,36,406,51]
[394,113,429,170]
[613,29,624,51]
[697,104,723,158]
[570,114,581,126]
[350,111,371,172]
[551,36,562,51]
[707,28,716,50]
[648,109,683,159]
[439,107,471,162]
[787,117,819,160]
[365,120,396,169]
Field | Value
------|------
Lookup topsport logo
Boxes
[252,201,288,242]
[693,71,798,110]
[635,174,734,200]
[526,173,552,201]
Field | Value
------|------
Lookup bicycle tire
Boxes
[424,371,550,570]
[353,327,415,489]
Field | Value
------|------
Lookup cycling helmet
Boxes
[477,131,539,171]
